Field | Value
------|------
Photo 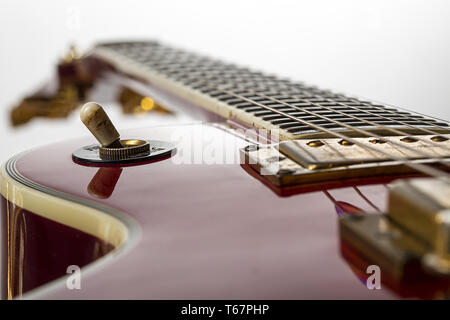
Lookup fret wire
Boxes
[188,72,450,163]
[207,74,450,138]
[251,80,450,132]
[204,77,450,160]
[289,85,450,138]
[248,81,450,134]
[165,72,450,176]
[182,75,450,161]
[213,85,450,182]
[338,96,450,135]
[100,43,450,181]
[221,84,450,170]
[290,86,450,130]
[260,85,450,158]
[317,97,450,156]
[314,85,450,126]
[393,103,450,126]
[250,82,450,155]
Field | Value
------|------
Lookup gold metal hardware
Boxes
[340,178,450,282]
[61,44,81,64]
[401,137,418,143]
[306,140,324,148]
[338,139,354,146]
[99,139,150,160]
[431,136,449,142]
[369,138,387,144]
[10,45,87,126]
[388,178,450,275]
[340,213,429,281]
[10,85,80,126]
[11,46,176,128]
[77,102,159,164]
[118,87,172,115]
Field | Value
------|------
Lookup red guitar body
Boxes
[3,122,437,300]
[3,41,450,300]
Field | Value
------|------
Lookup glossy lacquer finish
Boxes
[6,123,403,299]
[1,196,115,299]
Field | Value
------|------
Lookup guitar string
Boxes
[177,67,450,153]
[246,84,450,159]
[175,57,450,130]
[207,83,450,181]
[256,82,450,152]
[322,190,383,215]
[139,48,450,141]
[166,72,450,170]
[193,76,450,156]
[258,81,450,137]
[175,68,450,160]
[148,65,450,179]
[394,103,450,126]
[271,80,450,126]
[218,83,450,171]
[333,95,450,134]
[292,81,450,126]
[122,43,450,129]
[149,61,450,164]
[103,47,450,181]
[352,186,381,213]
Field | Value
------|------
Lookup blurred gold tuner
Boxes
[118,87,173,116]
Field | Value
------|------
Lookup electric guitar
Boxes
[2,41,450,299]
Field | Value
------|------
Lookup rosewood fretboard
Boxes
[91,41,449,140]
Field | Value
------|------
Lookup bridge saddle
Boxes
[340,178,450,280]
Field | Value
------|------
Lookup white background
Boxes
[1,0,450,161]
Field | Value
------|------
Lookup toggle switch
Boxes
[80,102,150,160]
[80,102,124,149]
[72,102,176,166]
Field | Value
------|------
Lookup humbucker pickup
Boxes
[241,134,450,187]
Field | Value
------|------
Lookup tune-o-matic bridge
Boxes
[241,134,450,187]
[340,178,450,282]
